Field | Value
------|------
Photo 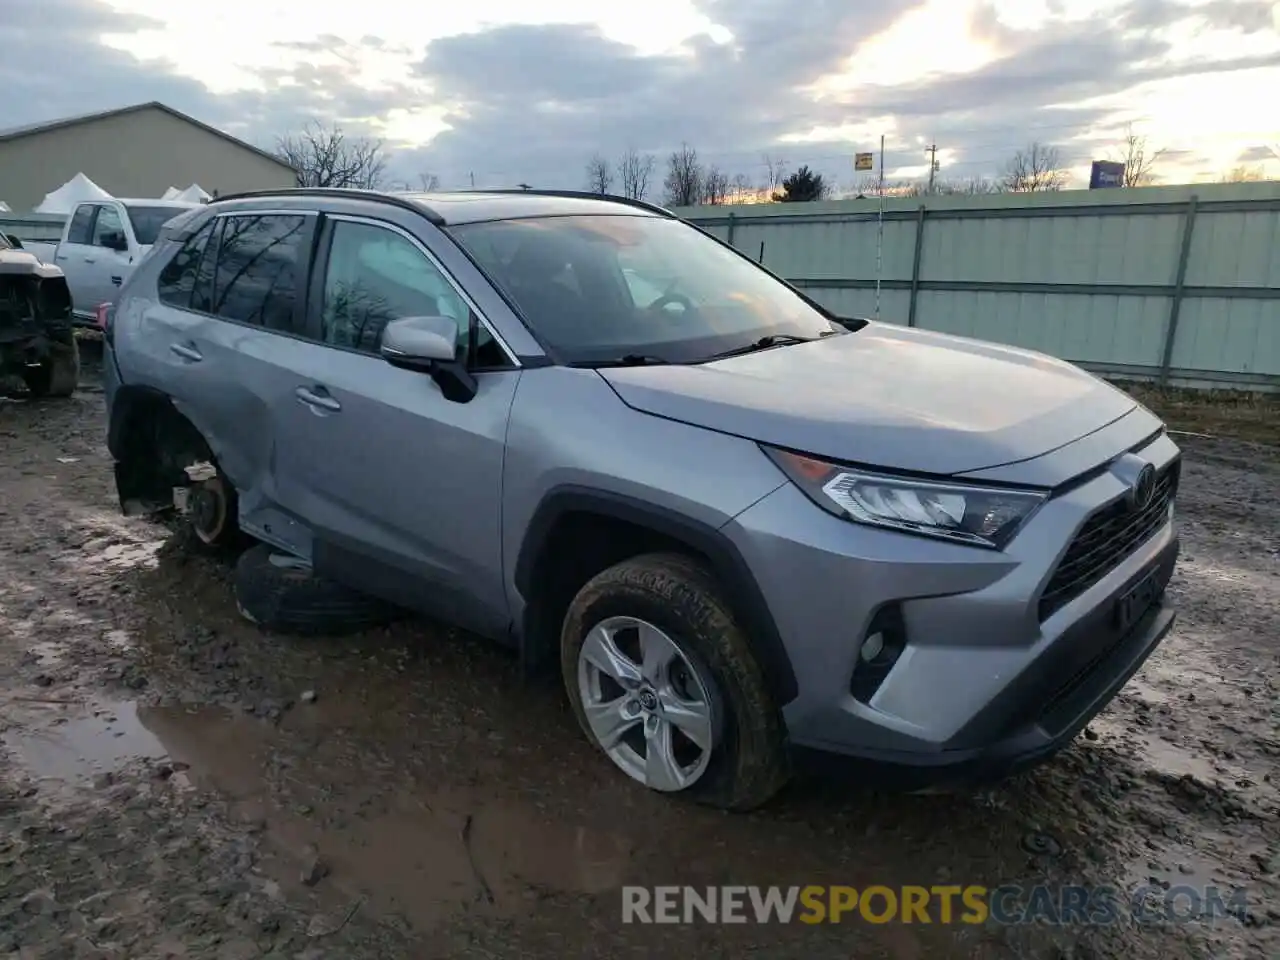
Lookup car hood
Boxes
[599,322,1139,477]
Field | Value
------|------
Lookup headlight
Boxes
[762,446,1047,549]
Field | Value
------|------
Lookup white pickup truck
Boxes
[24,198,198,324]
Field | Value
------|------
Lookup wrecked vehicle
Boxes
[102,188,1180,811]
[0,241,79,398]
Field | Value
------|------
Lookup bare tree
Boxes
[1002,142,1067,192]
[585,154,614,195]
[417,172,441,191]
[762,154,789,193]
[275,120,388,189]
[702,167,730,205]
[932,176,1004,195]
[1220,164,1265,183]
[730,173,755,201]
[618,147,655,200]
[664,143,703,206]
[1112,125,1165,187]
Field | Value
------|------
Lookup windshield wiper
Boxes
[703,330,837,361]
[570,354,672,368]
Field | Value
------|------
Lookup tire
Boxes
[560,552,789,811]
[232,543,398,636]
[22,333,79,398]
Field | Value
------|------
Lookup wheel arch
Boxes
[514,485,798,706]
[108,384,219,514]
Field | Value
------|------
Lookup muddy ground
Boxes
[0,342,1276,959]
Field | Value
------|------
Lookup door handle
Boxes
[110,276,122,286]
[169,343,202,362]
[295,386,341,412]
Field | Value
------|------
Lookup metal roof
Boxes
[0,102,297,174]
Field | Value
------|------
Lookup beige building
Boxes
[0,102,297,212]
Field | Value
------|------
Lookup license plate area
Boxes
[1114,566,1161,631]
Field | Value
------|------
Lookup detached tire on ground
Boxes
[560,552,790,811]
[22,333,79,398]
[233,543,398,636]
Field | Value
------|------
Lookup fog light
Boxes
[850,605,907,703]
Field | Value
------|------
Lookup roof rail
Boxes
[474,189,676,218]
[210,187,445,225]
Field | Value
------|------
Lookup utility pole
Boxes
[469,171,475,189]
[925,143,939,194]
[875,134,885,321]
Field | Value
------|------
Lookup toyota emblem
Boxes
[1130,463,1157,512]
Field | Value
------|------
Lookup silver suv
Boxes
[103,188,1180,810]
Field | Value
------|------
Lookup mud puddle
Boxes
[3,694,636,935]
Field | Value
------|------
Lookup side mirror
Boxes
[379,315,477,403]
[102,231,128,252]
[3,233,22,249]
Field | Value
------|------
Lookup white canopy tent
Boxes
[174,183,212,203]
[33,172,113,214]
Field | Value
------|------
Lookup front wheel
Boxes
[560,552,789,811]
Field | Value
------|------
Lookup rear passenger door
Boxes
[145,209,317,535]
[269,214,521,638]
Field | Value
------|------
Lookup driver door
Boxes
[80,203,134,312]
[271,215,521,639]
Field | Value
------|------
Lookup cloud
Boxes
[0,3,408,157]
[3,0,1278,200]
[405,1,923,188]
[1235,145,1276,163]
[0,0,223,130]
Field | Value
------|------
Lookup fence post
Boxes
[907,204,927,327]
[726,212,737,249]
[1160,194,1198,385]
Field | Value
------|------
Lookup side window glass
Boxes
[321,221,471,355]
[157,221,214,309]
[212,215,306,330]
[91,205,125,249]
[66,205,96,245]
[191,218,222,314]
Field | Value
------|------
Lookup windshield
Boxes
[447,214,842,363]
[125,205,188,246]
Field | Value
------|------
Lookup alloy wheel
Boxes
[576,615,719,792]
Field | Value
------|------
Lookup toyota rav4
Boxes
[102,188,1179,810]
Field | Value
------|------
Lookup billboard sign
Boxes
[854,153,875,171]
[1089,160,1126,189]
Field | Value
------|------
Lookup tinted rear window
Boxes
[126,205,187,246]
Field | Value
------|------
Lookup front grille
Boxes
[1038,462,1179,622]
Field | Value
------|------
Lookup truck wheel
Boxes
[233,543,399,636]
[22,334,79,398]
[560,552,789,811]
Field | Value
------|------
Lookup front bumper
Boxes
[724,431,1181,783]
[795,559,1176,789]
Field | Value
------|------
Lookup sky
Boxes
[2,0,1278,195]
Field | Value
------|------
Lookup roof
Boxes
[211,187,671,225]
[0,102,296,174]
[112,198,203,208]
